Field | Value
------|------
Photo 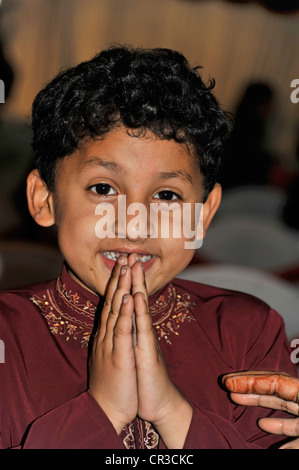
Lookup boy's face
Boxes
[32,127,220,296]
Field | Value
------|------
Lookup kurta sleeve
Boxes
[183,406,256,448]
[0,275,128,449]
[181,306,298,449]
[22,390,124,449]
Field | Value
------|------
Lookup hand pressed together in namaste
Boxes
[89,253,193,449]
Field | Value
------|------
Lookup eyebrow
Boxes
[158,171,193,185]
[80,157,125,173]
[80,157,193,185]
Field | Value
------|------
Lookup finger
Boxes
[134,291,159,355]
[127,252,141,268]
[230,392,299,415]
[104,265,132,346]
[131,261,149,347]
[131,261,148,298]
[97,256,127,342]
[280,437,299,449]
[104,255,128,300]
[223,372,299,403]
[112,294,135,354]
[223,370,291,383]
[223,370,291,386]
[258,417,299,437]
[134,292,151,331]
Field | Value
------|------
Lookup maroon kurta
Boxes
[0,265,296,449]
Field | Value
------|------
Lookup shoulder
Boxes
[172,277,282,328]
[171,278,289,372]
[172,276,269,307]
[0,279,57,327]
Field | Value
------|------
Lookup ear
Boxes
[202,183,222,238]
[26,169,55,227]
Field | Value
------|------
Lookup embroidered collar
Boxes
[30,264,196,347]
[56,265,98,318]
[150,284,196,344]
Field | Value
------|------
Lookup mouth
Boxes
[102,251,152,263]
[100,249,156,272]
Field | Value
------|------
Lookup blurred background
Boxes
[0,0,299,340]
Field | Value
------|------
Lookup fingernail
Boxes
[118,256,125,264]
[135,254,140,262]
[123,295,128,304]
[121,266,127,275]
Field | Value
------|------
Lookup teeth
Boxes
[102,251,119,261]
[102,251,152,262]
[139,254,152,262]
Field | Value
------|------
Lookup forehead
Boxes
[93,127,195,162]
[57,127,203,188]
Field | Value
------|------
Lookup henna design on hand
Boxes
[223,371,299,405]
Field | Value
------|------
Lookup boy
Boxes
[0,46,296,449]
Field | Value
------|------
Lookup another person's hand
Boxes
[223,371,299,449]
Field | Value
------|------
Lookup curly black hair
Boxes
[32,46,230,200]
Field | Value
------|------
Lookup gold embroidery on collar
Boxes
[151,285,196,345]
[30,281,196,347]
[30,276,97,347]
[56,277,96,317]
[30,288,94,347]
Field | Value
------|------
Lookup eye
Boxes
[153,190,182,201]
[89,183,117,196]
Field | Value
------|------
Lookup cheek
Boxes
[159,235,194,271]
[147,237,193,295]
[158,204,201,247]
[155,207,199,275]
[56,204,99,256]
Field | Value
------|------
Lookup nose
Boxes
[115,195,151,241]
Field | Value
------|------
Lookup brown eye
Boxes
[154,190,182,201]
[90,183,117,195]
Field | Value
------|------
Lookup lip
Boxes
[103,247,152,256]
[100,248,157,272]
